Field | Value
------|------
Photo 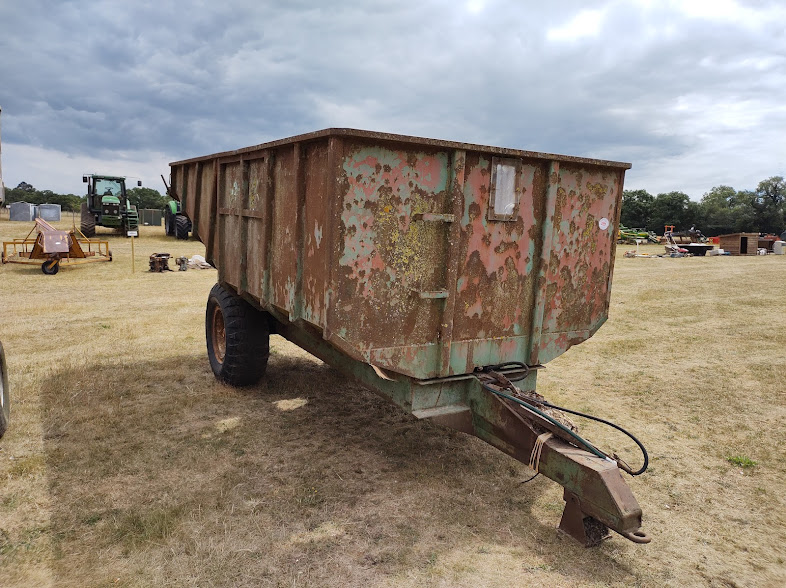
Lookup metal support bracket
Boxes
[463,386,650,546]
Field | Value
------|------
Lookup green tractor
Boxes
[80,174,141,237]
[161,175,192,240]
[164,199,192,240]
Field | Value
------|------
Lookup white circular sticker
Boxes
[598,217,610,231]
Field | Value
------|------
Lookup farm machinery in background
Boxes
[80,174,141,237]
[617,225,658,244]
[663,224,707,244]
[161,175,192,239]
[663,225,714,256]
[2,218,112,274]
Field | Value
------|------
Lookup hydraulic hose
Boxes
[475,363,649,476]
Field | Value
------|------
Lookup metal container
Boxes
[172,129,627,380]
[170,129,648,546]
[38,203,62,222]
[9,201,35,222]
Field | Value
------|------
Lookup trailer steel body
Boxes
[170,129,648,545]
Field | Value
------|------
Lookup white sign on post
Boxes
[127,230,138,237]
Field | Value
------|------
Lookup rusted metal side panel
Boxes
[172,165,186,213]
[448,153,548,375]
[301,142,331,327]
[323,137,344,345]
[217,158,244,290]
[436,150,466,377]
[199,159,218,261]
[242,154,269,302]
[193,162,216,249]
[185,164,201,226]
[535,166,622,364]
[331,141,451,375]
[269,146,299,317]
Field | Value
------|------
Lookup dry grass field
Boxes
[1,212,785,587]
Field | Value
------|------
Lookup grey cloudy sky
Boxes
[0,0,784,199]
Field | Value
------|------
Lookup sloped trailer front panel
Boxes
[171,129,629,381]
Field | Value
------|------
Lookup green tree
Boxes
[619,189,654,229]
[750,176,785,234]
[37,191,82,212]
[649,191,699,234]
[730,190,758,233]
[127,187,168,210]
[697,186,739,236]
[4,182,82,212]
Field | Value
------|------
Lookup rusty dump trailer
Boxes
[170,128,648,546]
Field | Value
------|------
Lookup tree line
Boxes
[621,176,785,237]
[3,182,169,212]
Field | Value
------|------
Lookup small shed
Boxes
[9,201,35,221]
[38,203,62,222]
[718,233,759,255]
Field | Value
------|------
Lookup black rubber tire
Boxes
[175,214,190,240]
[41,260,60,275]
[164,209,175,236]
[0,340,9,439]
[206,283,269,387]
[80,202,96,237]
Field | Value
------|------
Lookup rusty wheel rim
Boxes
[212,305,226,364]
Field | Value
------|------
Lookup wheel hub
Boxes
[212,306,226,364]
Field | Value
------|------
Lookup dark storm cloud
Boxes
[0,0,784,195]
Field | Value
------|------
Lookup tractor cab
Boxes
[86,175,125,205]
[90,176,125,217]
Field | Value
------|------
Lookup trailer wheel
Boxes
[41,260,60,275]
[80,202,96,237]
[206,283,269,387]
[0,340,9,439]
[175,215,190,240]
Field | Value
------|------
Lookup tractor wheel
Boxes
[165,209,175,236]
[175,214,190,240]
[206,283,269,387]
[80,202,96,237]
[0,340,10,439]
[41,259,60,275]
